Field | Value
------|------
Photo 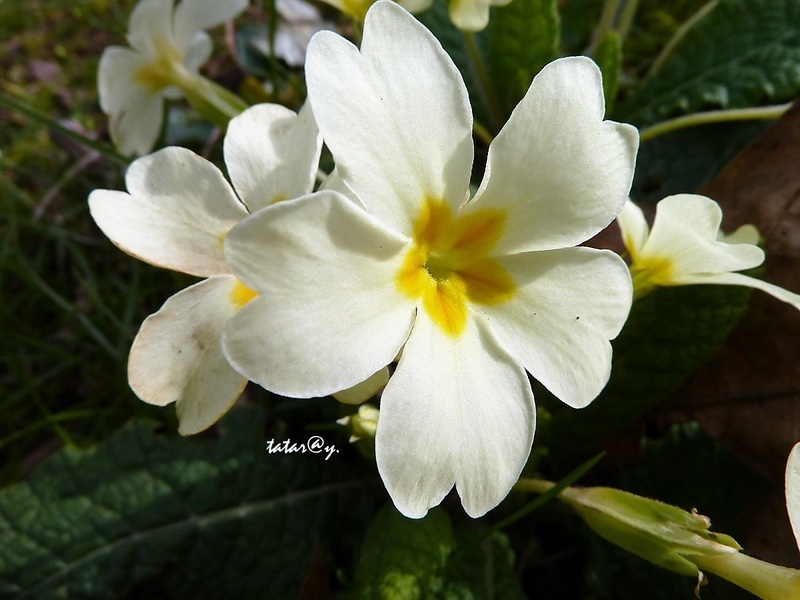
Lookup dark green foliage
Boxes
[540,284,753,462]
[616,0,800,126]
[487,0,560,118]
[0,408,379,600]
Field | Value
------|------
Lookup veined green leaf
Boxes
[616,0,800,126]
[353,504,455,599]
[487,0,560,118]
[0,408,377,599]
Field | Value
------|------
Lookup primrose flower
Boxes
[222,2,638,518]
[88,103,321,434]
[98,0,248,156]
[618,195,800,307]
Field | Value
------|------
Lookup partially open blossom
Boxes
[88,103,321,434]
[222,1,637,518]
[448,0,511,31]
[618,194,800,308]
[98,0,248,155]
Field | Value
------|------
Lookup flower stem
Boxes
[616,0,640,41]
[473,119,494,146]
[693,552,800,600]
[176,71,250,129]
[639,103,791,143]
[462,31,503,132]
[589,0,621,53]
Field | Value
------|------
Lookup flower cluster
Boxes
[91,0,800,523]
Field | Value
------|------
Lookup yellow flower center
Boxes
[230,280,259,309]
[630,255,675,299]
[133,36,187,93]
[396,198,516,337]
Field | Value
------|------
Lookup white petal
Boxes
[333,367,390,404]
[377,311,536,518]
[222,191,415,397]
[89,147,247,276]
[98,46,164,156]
[448,0,490,31]
[128,0,175,55]
[305,0,473,237]
[128,276,248,435]
[183,30,213,73]
[719,223,760,246]
[644,195,764,276]
[479,248,632,408]
[616,199,650,259]
[472,57,638,254]
[786,443,800,552]
[679,272,800,310]
[173,0,248,51]
[224,102,321,212]
[319,167,363,206]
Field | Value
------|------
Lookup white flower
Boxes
[788,443,800,553]
[88,103,321,434]
[222,2,637,518]
[448,0,511,31]
[98,0,248,156]
[618,194,800,307]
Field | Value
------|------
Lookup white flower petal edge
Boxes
[478,248,632,408]
[173,0,249,50]
[89,147,247,277]
[642,195,763,275]
[787,442,800,552]
[472,56,639,254]
[377,311,535,518]
[333,367,391,405]
[305,0,473,237]
[224,102,322,212]
[680,272,800,309]
[616,199,650,259]
[222,192,416,397]
[128,276,249,435]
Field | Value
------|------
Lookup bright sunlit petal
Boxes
[473,57,638,254]
[305,0,473,237]
[377,311,535,518]
[89,147,247,277]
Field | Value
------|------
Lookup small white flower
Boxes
[448,0,511,31]
[618,194,800,307]
[89,103,321,434]
[98,0,248,156]
[222,2,638,518]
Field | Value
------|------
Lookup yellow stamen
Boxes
[230,280,259,309]
[396,198,515,337]
[630,256,675,299]
[133,36,187,93]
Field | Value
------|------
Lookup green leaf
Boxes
[487,0,560,118]
[630,120,769,203]
[440,528,526,599]
[0,407,377,599]
[616,0,800,126]
[416,4,490,129]
[353,504,455,600]
[540,284,753,461]
[593,31,622,116]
